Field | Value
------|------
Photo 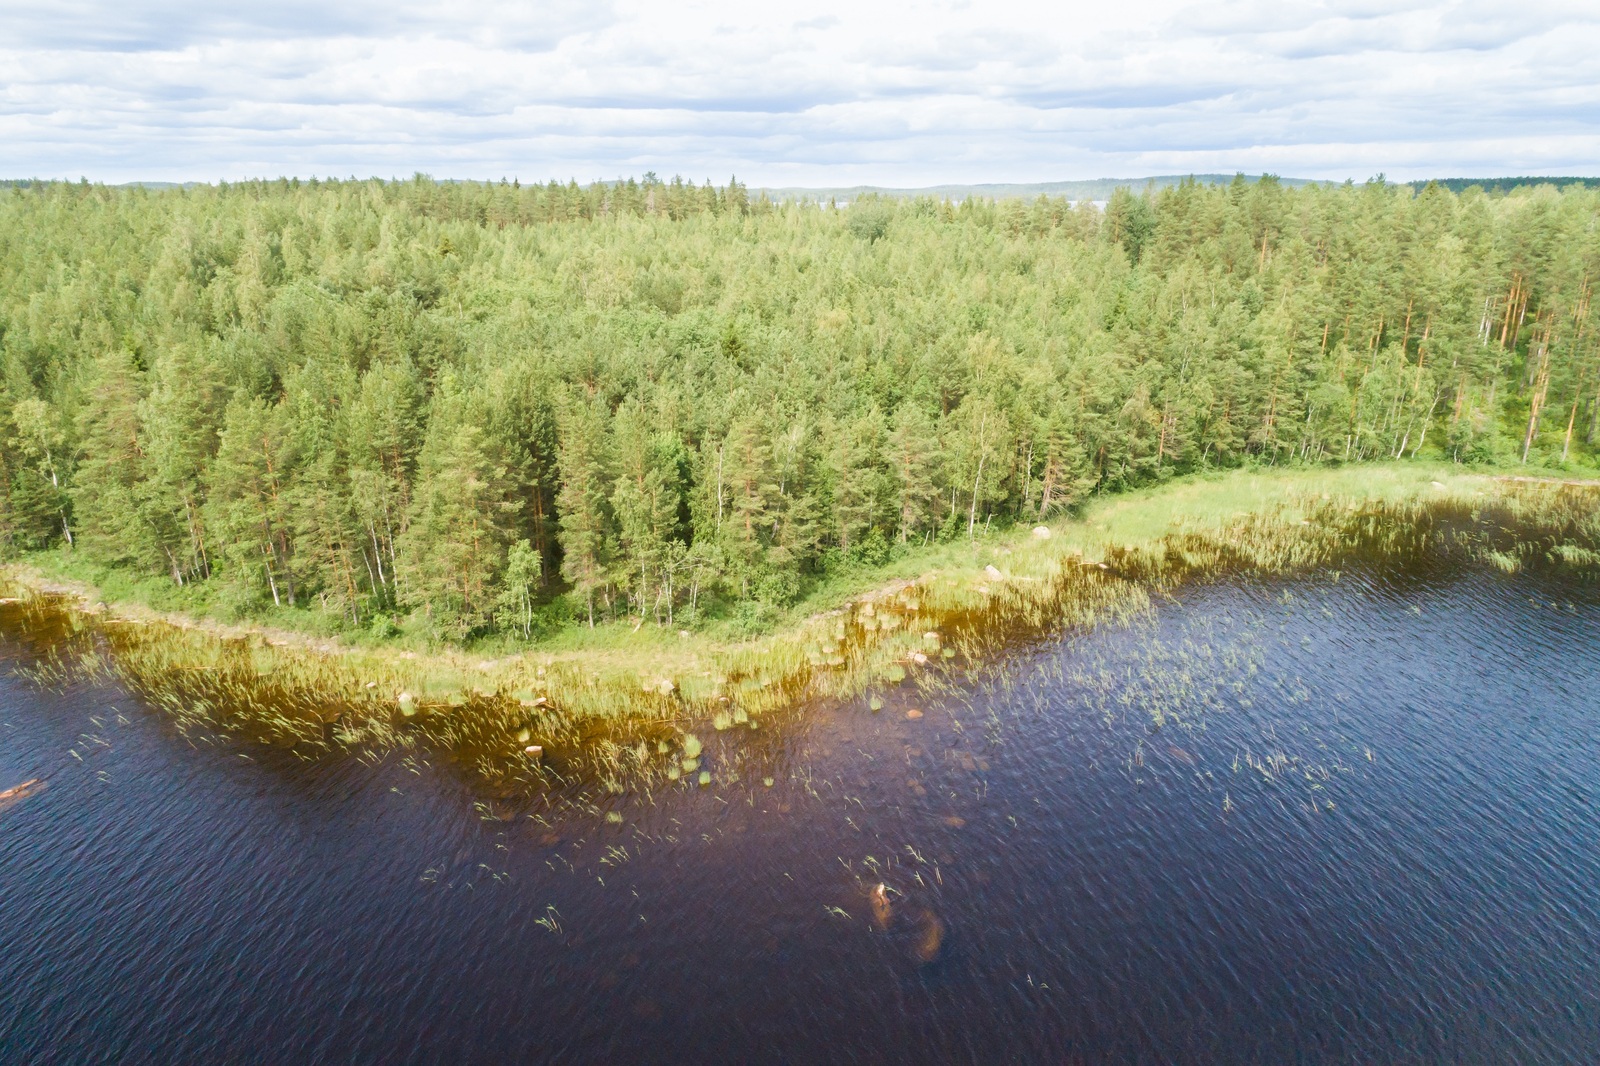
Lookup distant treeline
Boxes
[0,174,1595,637]
[752,174,1327,203]
[8,173,1593,200]
[1408,177,1597,196]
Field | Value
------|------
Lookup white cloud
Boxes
[0,0,1595,184]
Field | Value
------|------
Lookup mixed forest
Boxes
[0,174,1596,641]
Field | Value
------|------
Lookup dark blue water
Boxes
[3,557,1599,1063]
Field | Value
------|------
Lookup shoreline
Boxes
[2,462,1596,782]
[0,463,1570,678]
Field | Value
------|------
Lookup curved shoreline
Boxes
[2,463,1595,785]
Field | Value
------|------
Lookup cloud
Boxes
[0,0,1595,184]
[0,1,614,52]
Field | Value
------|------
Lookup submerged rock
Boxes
[870,883,893,929]
[913,908,946,964]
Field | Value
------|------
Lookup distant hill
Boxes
[3,174,1594,200]
[0,179,190,189]
[752,175,1325,202]
[754,174,1600,202]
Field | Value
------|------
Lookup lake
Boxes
[3,546,1599,1063]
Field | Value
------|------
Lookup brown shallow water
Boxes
[2,542,1600,1063]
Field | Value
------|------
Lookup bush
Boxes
[728,598,780,637]
[849,527,892,567]
[754,568,801,607]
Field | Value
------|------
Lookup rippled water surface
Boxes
[3,553,1600,1064]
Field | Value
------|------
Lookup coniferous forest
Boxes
[1,174,1596,640]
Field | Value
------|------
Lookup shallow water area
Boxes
[3,548,1600,1063]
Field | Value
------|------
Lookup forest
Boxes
[0,173,1595,642]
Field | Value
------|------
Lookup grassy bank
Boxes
[3,462,1597,789]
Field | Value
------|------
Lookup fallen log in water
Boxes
[0,778,45,807]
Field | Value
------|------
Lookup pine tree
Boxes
[555,397,613,627]
[293,448,366,622]
[717,415,777,595]
[830,408,887,553]
[610,400,680,621]
[205,396,298,611]
[139,343,226,584]
[400,376,518,640]
[345,362,423,610]
[401,412,518,639]
[71,351,153,567]
[886,402,940,542]
[769,418,822,575]
[1035,405,1093,518]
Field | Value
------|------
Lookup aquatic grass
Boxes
[1485,550,1521,574]
[1549,544,1600,568]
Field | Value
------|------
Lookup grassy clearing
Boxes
[3,462,1596,792]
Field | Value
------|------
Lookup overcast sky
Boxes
[2,0,1597,186]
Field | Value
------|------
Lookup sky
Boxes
[2,0,1597,187]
